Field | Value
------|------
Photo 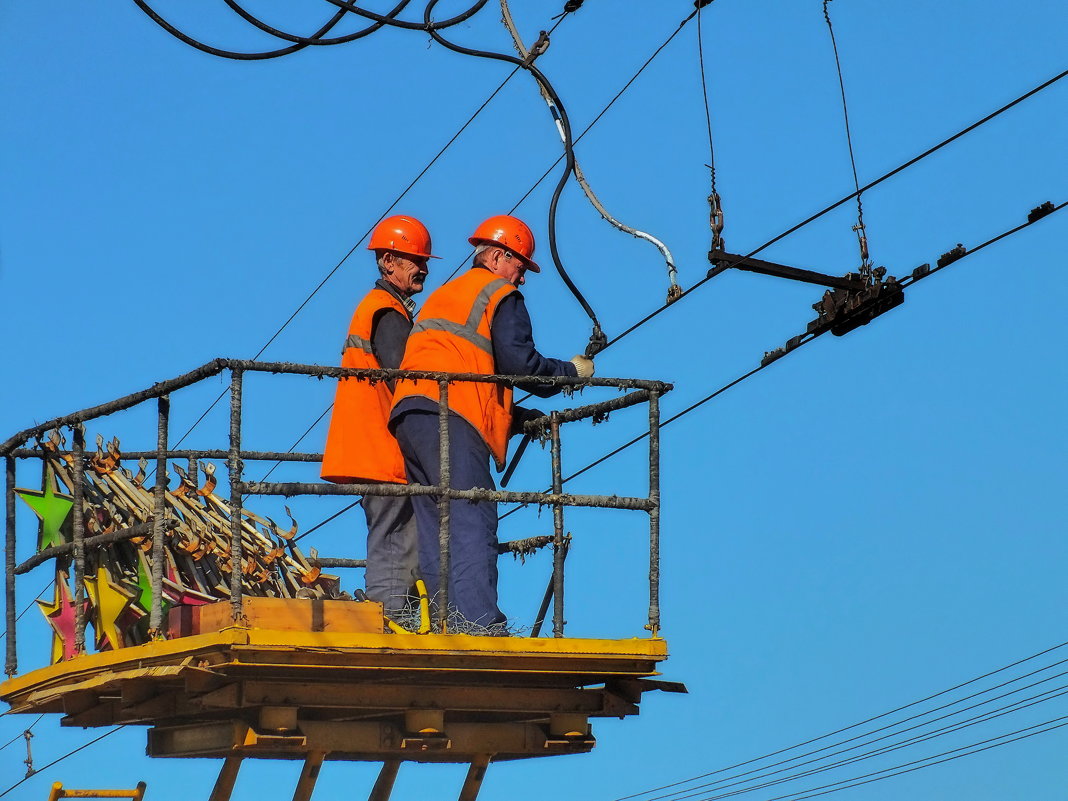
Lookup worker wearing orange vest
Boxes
[390,215,595,631]
[321,215,437,617]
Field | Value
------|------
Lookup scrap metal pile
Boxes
[19,432,339,663]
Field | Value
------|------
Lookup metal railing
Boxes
[2,359,671,676]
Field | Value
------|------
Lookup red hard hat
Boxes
[367,215,439,259]
[468,215,540,272]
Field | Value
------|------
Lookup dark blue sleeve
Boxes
[492,293,577,398]
[370,309,412,371]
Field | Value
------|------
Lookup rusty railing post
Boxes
[5,456,17,676]
[647,391,661,636]
[550,411,566,638]
[149,394,169,636]
[71,424,87,654]
[228,368,245,620]
[436,378,450,633]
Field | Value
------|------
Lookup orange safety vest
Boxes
[321,287,411,484]
[391,269,517,469]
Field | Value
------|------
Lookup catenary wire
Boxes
[500,199,1066,523]
[0,716,44,753]
[632,653,1068,801]
[664,680,1068,801]
[749,715,1068,801]
[821,0,869,263]
[0,580,55,642]
[606,66,1068,351]
[0,726,125,799]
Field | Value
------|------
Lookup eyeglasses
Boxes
[502,250,526,270]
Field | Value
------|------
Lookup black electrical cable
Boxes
[165,62,532,454]
[221,0,412,46]
[0,716,44,753]
[293,500,362,544]
[500,199,1066,523]
[667,677,1068,801]
[644,658,1068,801]
[130,0,385,61]
[606,67,1067,351]
[0,581,54,642]
[258,405,334,482]
[423,0,604,343]
[321,0,490,31]
[445,3,705,286]
[751,714,1068,801]
[614,637,1068,801]
[0,726,125,799]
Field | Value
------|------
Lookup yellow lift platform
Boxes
[2,360,680,800]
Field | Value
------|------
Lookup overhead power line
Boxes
[611,639,1068,801]
[0,726,125,799]
[667,681,1068,801]
[607,66,1068,351]
[753,714,1068,801]
[501,198,1066,522]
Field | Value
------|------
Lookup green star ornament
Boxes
[17,471,74,552]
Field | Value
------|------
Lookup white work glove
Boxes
[570,355,595,378]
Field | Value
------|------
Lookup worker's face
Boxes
[487,247,529,287]
[381,251,429,296]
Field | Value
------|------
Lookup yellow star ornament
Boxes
[83,564,137,651]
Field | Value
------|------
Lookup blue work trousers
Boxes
[362,493,420,616]
[393,410,506,628]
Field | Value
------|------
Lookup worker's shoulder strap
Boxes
[343,287,411,355]
[410,275,514,355]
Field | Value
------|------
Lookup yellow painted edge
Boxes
[0,628,249,698]
[2,629,667,701]
[240,629,668,658]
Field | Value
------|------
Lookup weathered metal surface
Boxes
[14,520,179,576]
[5,456,15,676]
[228,370,244,621]
[243,482,654,511]
[550,413,565,638]
[71,427,87,655]
[149,396,169,633]
[436,380,451,632]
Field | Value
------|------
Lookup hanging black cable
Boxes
[220,0,412,46]
[320,0,490,31]
[445,3,703,286]
[697,0,725,255]
[129,0,390,60]
[822,0,870,267]
[423,0,605,353]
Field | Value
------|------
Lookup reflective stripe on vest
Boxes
[343,333,375,356]
[409,277,511,356]
[321,287,411,484]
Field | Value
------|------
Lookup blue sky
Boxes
[2,1,1066,799]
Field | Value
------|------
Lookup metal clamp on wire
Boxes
[585,324,607,358]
